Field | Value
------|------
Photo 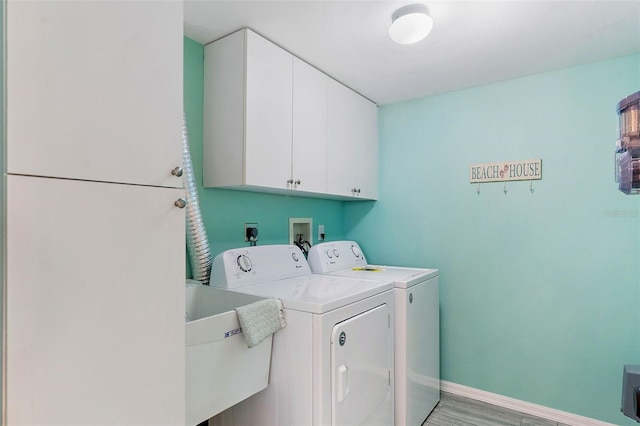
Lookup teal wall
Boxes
[186,32,640,423]
[345,55,640,424]
[184,37,346,260]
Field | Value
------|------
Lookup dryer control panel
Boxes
[308,241,368,273]
[210,245,311,288]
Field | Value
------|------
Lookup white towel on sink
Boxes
[235,299,287,348]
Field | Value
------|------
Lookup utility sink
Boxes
[185,280,273,426]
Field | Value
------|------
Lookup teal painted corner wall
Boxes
[346,55,640,424]
[183,37,346,262]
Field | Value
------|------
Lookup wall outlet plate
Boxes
[244,223,258,242]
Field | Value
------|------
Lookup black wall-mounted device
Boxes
[621,365,640,421]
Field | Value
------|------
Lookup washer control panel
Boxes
[307,241,368,273]
[210,245,309,288]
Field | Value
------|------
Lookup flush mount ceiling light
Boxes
[388,4,433,45]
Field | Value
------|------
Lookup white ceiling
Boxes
[184,1,640,105]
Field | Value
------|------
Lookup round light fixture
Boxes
[388,4,433,45]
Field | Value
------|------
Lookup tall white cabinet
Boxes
[4,1,185,424]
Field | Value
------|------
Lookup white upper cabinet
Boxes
[292,58,328,194]
[204,28,376,200]
[327,79,378,200]
[6,0,183,188]
[204,29,294,191]
[245,31,294,189]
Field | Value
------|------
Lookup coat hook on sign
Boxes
[530,180,535,194]
[503,181,508,195]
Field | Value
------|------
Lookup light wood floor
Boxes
[423,392,572,426]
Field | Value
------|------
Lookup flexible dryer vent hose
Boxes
[182,111,212,284]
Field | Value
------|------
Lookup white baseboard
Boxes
[440,381,618,426]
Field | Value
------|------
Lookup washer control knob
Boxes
[326,250,333,259]
[292,252,299,262]
[333,249,340,258]
[351,245,361,258]
[237,255,252,272]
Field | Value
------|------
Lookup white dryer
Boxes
[209,245,395,426]
[308,241,440,426]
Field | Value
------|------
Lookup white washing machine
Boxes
[308,241,440,426]
[209,245,395,426]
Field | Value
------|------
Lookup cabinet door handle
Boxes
[287,179,294,185]
[174,198,187,208]
[294,180,301,185]
[171,167,183,177]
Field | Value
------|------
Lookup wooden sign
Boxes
[470,159,542,183]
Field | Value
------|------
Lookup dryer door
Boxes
[331,304,391,426]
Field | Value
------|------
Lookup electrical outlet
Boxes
[318,224,325,242]
[244,223,258,242]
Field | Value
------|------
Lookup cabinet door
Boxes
[245,30,293,189]
[327,80,378,200]
[292,58,328,194]
[352,96,378,200]
[6,1,183,188]
[6,175,185,425]
[203,30,246,188]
